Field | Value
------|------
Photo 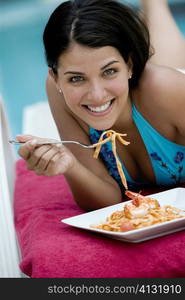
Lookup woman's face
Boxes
[56,42,132,130]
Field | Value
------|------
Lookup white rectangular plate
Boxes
[61,188,185,243]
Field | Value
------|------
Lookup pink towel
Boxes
[14,159,185,278]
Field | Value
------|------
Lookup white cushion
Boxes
[23,101,60,140]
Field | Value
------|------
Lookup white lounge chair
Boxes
[0,97,21,278]
[23,101,60,139]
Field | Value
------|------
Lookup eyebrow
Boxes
[101,60,119,70]
[63,60,119,75]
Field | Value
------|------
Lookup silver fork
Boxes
[9,139,100,149]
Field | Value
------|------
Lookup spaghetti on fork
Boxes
[91,129,130,189]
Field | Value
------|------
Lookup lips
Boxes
[82,99,114,114]
[87,101,111,112]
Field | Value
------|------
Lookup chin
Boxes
[89,122,114,131]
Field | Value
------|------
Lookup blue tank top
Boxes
[89,104,185,193]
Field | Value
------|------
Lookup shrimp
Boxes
[125,190,160,209]
[124,202,149,219]
[120,220,134,232]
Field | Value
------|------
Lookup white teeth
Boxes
[87,101,111,112]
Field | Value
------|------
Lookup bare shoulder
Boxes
[140,64,185,104]
[136,63,185,121]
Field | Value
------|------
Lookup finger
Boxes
[34,152,62,176]
[45,146,74,175]
[33,146,60,171]
[16,134,59,144]
[18,136,60,160]
[18,139,38,160]
[16,134,35,143]
[26,144,53,170]
[44,152,63,176]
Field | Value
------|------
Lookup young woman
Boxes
[17,0,185,211]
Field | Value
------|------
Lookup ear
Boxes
[48,68,62,92]
[48,68,63,95]
[48,68,58,84]
[127,56,133,79]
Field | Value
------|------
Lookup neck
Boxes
[112,96,134,133]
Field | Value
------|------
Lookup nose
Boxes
[87,80,107,103]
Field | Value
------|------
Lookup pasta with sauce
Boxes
[91,190,185,232]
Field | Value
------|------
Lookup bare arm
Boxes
[140,0,185,69]
[64,157,122,211]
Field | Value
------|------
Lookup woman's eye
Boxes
[69,76,84,83]
[103,69,117,76]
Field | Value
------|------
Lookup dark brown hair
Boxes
[43,0,152,88]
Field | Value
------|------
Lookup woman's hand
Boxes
[16,134,77,176]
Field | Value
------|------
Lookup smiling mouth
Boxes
[83,99,115,113]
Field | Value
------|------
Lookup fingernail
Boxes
[30,139,37,145]
[55,143,62,148]
[16,134,31,138]
[26,139,36,149]
[16,134,23,138]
